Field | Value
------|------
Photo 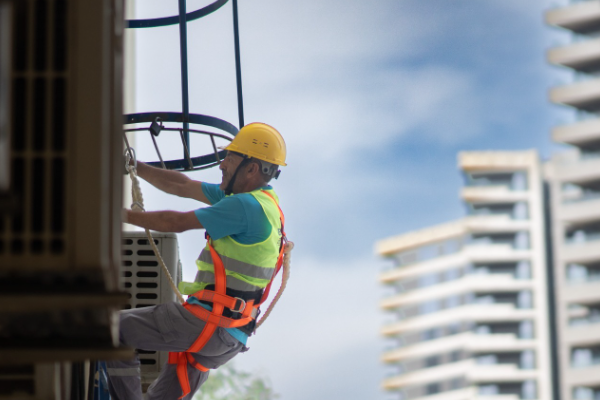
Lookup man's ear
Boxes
[246,161,260,176]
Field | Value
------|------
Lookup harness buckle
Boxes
[230,297,246,313]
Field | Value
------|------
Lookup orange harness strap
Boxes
[255,190,286,309]
[168,352,209,398]
[168,190,285,399]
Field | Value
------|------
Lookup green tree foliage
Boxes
[194,363,279,400]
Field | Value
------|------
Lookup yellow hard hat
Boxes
[225,123,287,166]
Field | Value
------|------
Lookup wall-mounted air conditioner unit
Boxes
[0,0,129,369]
[121,231,181,390]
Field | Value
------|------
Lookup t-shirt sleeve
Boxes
[201,182,225,205]
[194,192,272,244]
[194,196,247,240]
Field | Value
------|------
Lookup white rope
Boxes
[127,165,186,305]
[254,241,293,332]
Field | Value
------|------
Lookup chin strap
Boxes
[224,156,250,196]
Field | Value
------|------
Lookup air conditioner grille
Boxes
[53,0,67,71]
[12,77,25,151]
[52,77,66,151]
[31,156,44,233]
[33,77,46,151]
[13,1,27,72]
[120,231,180,383]
[3,0,69,265]
[51,157,65,234]
[10,157,24,234]
[33,0,47,71]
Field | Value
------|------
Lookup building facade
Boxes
[378,151,553,400]
[546,2,600,400]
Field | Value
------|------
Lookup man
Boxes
[106,123,288,399]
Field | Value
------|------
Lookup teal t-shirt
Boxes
[191,183,273,344]
[194,183,271,243]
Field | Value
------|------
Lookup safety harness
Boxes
[167,190,286,399]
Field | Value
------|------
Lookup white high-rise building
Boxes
[546,2,600,399]
[378,151,553,400]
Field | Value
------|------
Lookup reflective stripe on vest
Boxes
[197,249,276,280]
[179,188,282,295]
[191,269,267,292]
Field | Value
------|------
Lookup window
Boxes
[516,261,531,280]
[520,350,535,370]
[511,171,528,191]
[519,320,534,339]
[572,348,593,368]
[449,378,463,390]
[517,291,533,309]
[475,325,491,335]
[479,385,499,395]
[449,350,462,362]
[425,355,440,368]
[466,172,513,188]
[448,322,461,335]
[476,354,497,365]
[393,237,464,267]
[420,300,441,315]
[443,238,462,254]
[573,386,594,400]
[476,295,495,304]
[446,295,461,309]
[514,231,530,250]
[566,223,600,245]
[444,268,461,282]
[512,202,528,220]
[568,264,589,283]
[419,273,439,288]
[522,380,537,400]
[426,383,440,395]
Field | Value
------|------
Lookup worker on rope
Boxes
[106,123,289,400]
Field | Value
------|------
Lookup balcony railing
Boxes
[566,231,600,245]
[570,313,600,327]
[563,191,600,204]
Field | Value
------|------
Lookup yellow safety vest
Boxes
[179,188,282,294]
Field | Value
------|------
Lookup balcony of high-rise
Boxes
[461,171,529,203]
[569,345,600,387]
[563,261,600,305]
[459,154,540,212]
[547,37,600,72]
[552,118,600,146]
[566,301,600,346]
[559,179,600,223]
[546,0,600,34]
[572,385,600,400]
[550,148,600,188]
[562,219,600,264]
[549,78,600,111]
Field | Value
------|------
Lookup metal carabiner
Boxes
[124,146,137,173]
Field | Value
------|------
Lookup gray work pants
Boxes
[106,301,246,400]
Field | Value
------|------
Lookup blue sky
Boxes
[127,1,573,399]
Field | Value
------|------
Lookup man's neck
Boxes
[234,181,268,194]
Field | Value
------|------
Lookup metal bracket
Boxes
[149,117,163,137]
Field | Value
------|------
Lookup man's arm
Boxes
[136,162,211,204]
[124,209,203,233]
